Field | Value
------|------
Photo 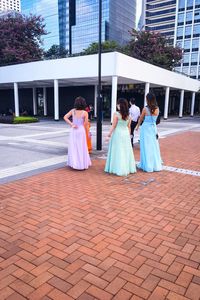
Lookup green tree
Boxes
[44,44,68,59]
[0,13,47,66]
[126,30,183,70]
[82,40,120,55]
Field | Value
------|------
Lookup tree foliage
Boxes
[44,44,68,60]
[0,13,47,66]
[82,40,120,55]
[126,30,183,70]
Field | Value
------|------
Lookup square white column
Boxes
[14,82,19,117]
[190,92,195,117]
[111,76,118,123]
[33,87,37,116]
[94,85,97,117]
[164,87,170,120]
[43,87,47,116]
[54,79,59,120]
[179,90,184,118]
[144,82,150,106]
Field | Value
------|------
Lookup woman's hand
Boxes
[135,125,139,131]
[105,136,110,143]
[72,124,78,129]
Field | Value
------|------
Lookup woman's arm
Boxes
[136,108,146,130]
[107,113,118,139]
[63,109,76,128]
[84,111,89,127]
[128,118,131,134]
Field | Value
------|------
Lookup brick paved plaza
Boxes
[0,130,200,300]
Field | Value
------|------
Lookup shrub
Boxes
[13,116,38,124]
[0,115,14,123]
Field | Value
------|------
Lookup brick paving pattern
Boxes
[0,131,199,299]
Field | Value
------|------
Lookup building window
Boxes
[184,40,191,50]
[186,11,193,23]
[176,41,183,48]
[194,9,200,22]
[183,53,190,63]
[192,38,199,50]
[191,53,198,63]
[187,0,193,9]
[178,13,184,24]
[185,25,192,37]
[177,26,184,37]
[182,66,189,75]
[193,24,200,36]
[179,0,185,9]
[190,66,197,76]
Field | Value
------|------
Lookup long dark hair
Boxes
[74,96,86,110]
[146,93,158,114]
[118,98,129,120]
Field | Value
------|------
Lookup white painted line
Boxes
[163,165,200,177]
[100,157,200,177]
[0,155,67,179]
[0,129,68,141]
[16,138,67,148]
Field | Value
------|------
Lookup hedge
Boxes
[0,116,38,124]
[13,116,38,124]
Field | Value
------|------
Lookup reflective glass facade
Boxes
[21,0,136,53]
[145,0,176,40]
[21,0,60,50]
[72,0,136,53]
[175,0,200,79]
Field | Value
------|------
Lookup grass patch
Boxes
[13,116,39,124]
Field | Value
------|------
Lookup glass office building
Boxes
[175,0,200,79]
[143,0,200,79]
[144,0,177,40]
[21,0,136,53]
[0,0,21,12]
[21,1,60,50]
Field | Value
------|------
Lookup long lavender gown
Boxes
[68,110,91,170]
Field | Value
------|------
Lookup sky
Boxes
[136,0,142,26]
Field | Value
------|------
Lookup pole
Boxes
[69,25,72,55]
[69,0,76,55]
[96,0,102,150]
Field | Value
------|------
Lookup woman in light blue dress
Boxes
[136,93,162,172]
[105,98,136,176]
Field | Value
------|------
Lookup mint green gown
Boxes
[105,112,136,176]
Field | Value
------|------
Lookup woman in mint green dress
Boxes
[105,98,136,176]
[136,93,162,172]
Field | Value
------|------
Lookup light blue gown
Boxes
[105,112,136,176]
[137,107,162,172]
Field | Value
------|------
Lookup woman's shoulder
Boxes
[154,107,159,115]
[114,111,120,117]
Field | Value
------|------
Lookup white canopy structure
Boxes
[0,52,199,120]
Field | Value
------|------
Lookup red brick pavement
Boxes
[0,131,200,300]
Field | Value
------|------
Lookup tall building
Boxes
[21,0,136,53]
[142,0,200,79]
[21,1,60,50]
[0,0,21,12]
[144,0,177,40]
[174,0,200,79]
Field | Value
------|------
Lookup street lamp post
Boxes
[96,0,102,150]
[69,0,76,55]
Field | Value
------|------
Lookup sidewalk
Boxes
[0,130,200,300]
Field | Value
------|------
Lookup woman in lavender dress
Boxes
[64,97,91,170]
